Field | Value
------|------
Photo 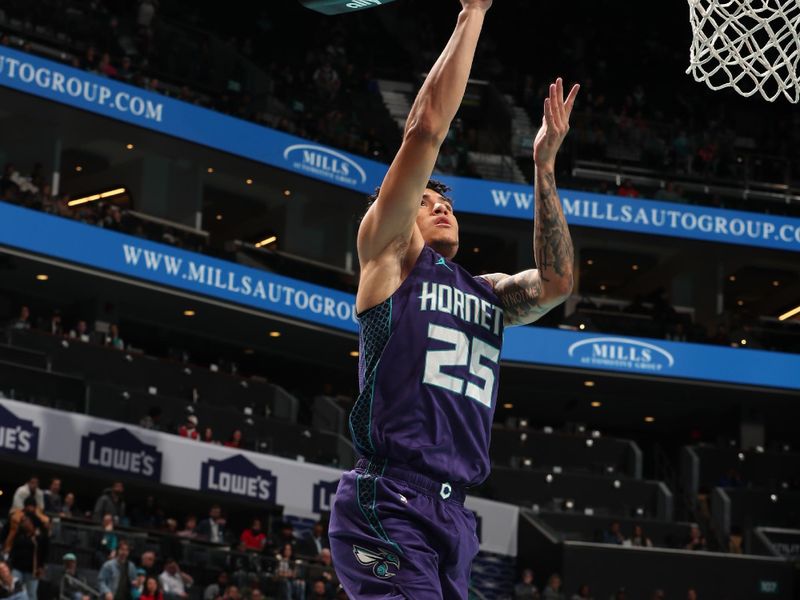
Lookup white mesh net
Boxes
[687,0,800,103]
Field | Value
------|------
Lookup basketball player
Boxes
[328,0,579,597]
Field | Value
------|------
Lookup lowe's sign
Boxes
[201,455,278,504]
[0,403,39,458]
[2,47,800,253]
[80,428,162,481]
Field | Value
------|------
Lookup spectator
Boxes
[650,591,665,600]
[305,549,337,590]
[654,181,684,202]
[249,590,263,600]
[132,569,147,600]
[158,559,193,600]
[3,510,48,600]
[93,482,126,524]
[602,521,626,545]
[0,560,26,600]
[140,577,163,600]
[3,496,50,559]
[221,585,239,600]
[223,430,243,449]
[11,477,43,512]
[276,523,296,550]
[137,0,158,35]
[514,569,540,600]
[43,479,62,514]
[684,525,707,551]
[69,321,92,343]
[177,517,197,539]
[630,524,653,548]
[178,416,199,441]
[47,311,64,336]
[195,506,227,544]
[139,408,163,431]
[611,588,626,600]
[200,428,216,444]
[203,572,229,600]
[83,46,99,72]
[298,522,328,557]
[312,62,340,100]
[274,544,303,600]
[58,552,92,600]
[8,167,38,196]
[616,178,640,198]
[131,496,162,529]
[62,493,77,518]
[97,514,120,565]
[158,530,181,577]
[307,579,330,600]
[98,540,137,600]
[571,584,593,600]
[727,528,743,554]
[687,589,698,600]
[98,53,118,78]
[239,519,266,552]
[106,324,124,350]
[117,57,135,83]
[542,574,565,600]
[139,552,157,579]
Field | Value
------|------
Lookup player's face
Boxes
[416,189,459,259]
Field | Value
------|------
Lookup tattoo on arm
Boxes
[481,170,574,327]
[482,271,548,327]
[534,169,574,287]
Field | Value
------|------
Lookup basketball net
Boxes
[687,0,800,103]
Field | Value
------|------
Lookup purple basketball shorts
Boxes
[329,458,480,599]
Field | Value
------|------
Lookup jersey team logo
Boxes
[353,545,400,579]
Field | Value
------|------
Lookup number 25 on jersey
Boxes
[422,323,500,408]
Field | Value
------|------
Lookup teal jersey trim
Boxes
[349,298,392,456]
[355,459,403,556]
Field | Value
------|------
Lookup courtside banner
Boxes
[1,47,799,252]
[0,202,359,333]
[1,201,799,389]
[501,329,800,391]
[0,399,518,555]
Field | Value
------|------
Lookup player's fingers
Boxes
[544,98,555,131]
[555,77,567,127]
[548,83,562,130]
[564,83,581,119]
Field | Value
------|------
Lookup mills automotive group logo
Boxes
[568,337,675,373]
[80,428,162,481]
[0,404,39,458]
[201,454,277,504]
[283,144,367,187]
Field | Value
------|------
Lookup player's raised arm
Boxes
[482,78,579,326]
[357,0,492,265]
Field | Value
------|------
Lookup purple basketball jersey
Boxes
[349,245,504,486]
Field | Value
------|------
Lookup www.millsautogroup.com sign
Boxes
[1,47,799,252]
[1,201,798,390]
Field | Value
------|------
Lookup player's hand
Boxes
[533,78,580,169]
[460,0,492,12]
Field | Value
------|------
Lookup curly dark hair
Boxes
[365,178,453,211]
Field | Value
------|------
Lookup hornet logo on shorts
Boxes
[353,546,400,579]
